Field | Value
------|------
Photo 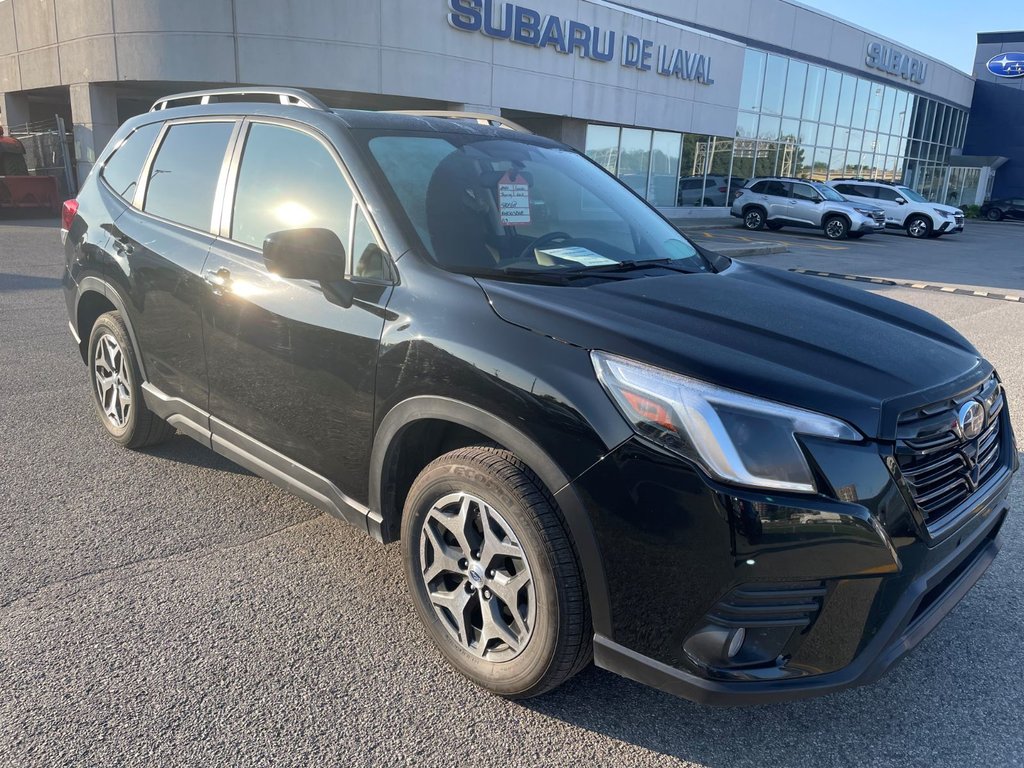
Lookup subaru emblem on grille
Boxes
[957,400,985,441]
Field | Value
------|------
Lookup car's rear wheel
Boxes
[905,215,932,238]
[401,446,591,699]
[823,216,849,240]
[87,312,174,448]
[743,208,766,231]
[986,208,1003,221]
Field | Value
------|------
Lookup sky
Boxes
[795,0,1021,75]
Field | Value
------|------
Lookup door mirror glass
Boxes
[263,228,347,282]
[894,197,905,204]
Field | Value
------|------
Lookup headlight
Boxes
[933,208,951,218]
[592,352,862,493]
[853,207,878,217]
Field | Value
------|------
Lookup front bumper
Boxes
[937,216,965,234]
[574,435,1014,705]
[850,214,886,233]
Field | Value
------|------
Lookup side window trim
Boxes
[133,116,241,235]
[219,117,394,283]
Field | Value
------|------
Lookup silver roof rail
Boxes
[151,87,329,112]
[387,110,531,133]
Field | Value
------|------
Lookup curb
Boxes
[789,269,1024,303]
[708,243,788,257]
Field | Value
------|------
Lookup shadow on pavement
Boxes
[143,433,255,477]
[0,272,63,292]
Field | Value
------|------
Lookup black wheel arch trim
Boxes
[370,394,613,635]
[74,275,148,380]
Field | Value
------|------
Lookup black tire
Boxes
[766,221,784,231]
[823,215,849,240]
[905,214,932,239]
[401,446,591,699]
[986,208,1003,222]
[87,311,174,449]
[743,207,767,231]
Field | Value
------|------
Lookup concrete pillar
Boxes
[0,91,31,132]
[70,83,119,182]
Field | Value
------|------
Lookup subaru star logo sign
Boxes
[957,401,986,441]
[987,52,1024,78]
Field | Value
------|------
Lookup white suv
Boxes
[828,180,965,239]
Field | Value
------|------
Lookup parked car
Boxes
[731,177,886,239]
[829,179,964,238]
[980,198,1024,222]
[62,88,1016,705]
[677,175,731,207]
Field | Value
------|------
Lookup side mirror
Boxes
[263,228,346,281]
[263,228,355,308]
[895,197,906,205]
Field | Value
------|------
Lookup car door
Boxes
[788,182,822,225]
[870,185,902,225]
[108,118,239,412]
[201,118,393,508]
[762,180,791,221]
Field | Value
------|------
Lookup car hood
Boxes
[476,261,985,439]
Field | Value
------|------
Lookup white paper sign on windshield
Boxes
[537,246,617,267]
[498,171,531,225]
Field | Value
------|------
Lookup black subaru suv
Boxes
[62,88,1017,705]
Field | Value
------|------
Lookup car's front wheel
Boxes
[823,216,849,240]
[401,446,591,699]
[905,215,932,238]
[87,311,174,448]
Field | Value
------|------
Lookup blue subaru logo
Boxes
[987,52,1024,78]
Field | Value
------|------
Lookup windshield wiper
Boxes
[565,259,701,275]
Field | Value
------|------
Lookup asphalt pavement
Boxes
[1,218,1023,768]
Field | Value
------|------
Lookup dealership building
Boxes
[1,0,1021,210]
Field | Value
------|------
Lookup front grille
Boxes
[954,214,965,226]
[895,376,1005,529]
[870,211,885,224]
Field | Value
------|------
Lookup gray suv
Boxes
[731,178,886,240]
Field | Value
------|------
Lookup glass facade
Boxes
[584,48,969,208]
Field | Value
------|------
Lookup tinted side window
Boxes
[762,180,787,197]
[101,122,161,202]
[874,186,901,202]
[833,184,855,195]
[144,122,235,231]
[791,183,818,201]
[231,122,354,250]
[749,181,767,193]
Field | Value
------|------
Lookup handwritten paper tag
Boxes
[498,171,531,225]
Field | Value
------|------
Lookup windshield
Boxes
[813,183,846,202]
[361,131,707,277]
[896,186,928,203]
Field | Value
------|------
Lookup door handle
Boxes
[204,267,232,291]
[113,236,134,256]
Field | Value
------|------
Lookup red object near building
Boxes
[0,128,61,214]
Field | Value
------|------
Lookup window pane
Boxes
[820,69,842,124]
[802,65,826,122]
[836,74,857,127]
[851,78,871,130]
[811,147,831,181]
[799,121,818,145]
[648,131,681,207]
[102,122,161,202]
[816,124,834,147]
[352,206,388,280]
[782,60,807,118]
[617,128,652,197]
[739,49,767,112]
[231,122,353,249]
[791,182,818,201]
[777,139,799,177]
[892,90,910,136]
[865,82,884,133]
[144,121,234,231]
[758,115,780,140]
[585,124,620,175]
[879,86,897,135]
[736,112,758,138]
[780,118,800,142]
[901,94,917,136]
[761,55,788,116]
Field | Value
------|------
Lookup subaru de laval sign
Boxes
[447,0,715,85]
[986,53,1024,78]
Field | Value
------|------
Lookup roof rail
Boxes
[150,87,329,112]
[387,110,531,133]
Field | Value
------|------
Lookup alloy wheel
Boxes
[744,211,763,229]
[825,219,846,239]
[908,217,929,237]
[418,492,536,661]
[93,333,132,428]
